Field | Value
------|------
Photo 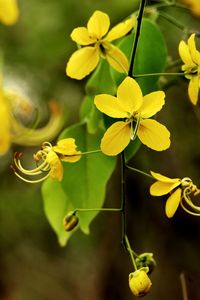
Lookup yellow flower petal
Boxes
[188,76,199,105]
[94,94,129,118]
[66,46,99,80]
[105,44,129,73]
[165,188,182,218]
[150,181,181,196]
[61,154,81,163]
[87,10,110,39]
[178,40,194,67]
[117,77,143,114]
[0,0,19,25]
[140,91,165,118]
[53,138,81,163]
[187,34,200,65]
[138,119,170,151]
[101,121,131,156]
[150,171,180,183]
[46,151,63,181]
[71,27,97,45]
[105,18,135,42]
[53,138,78,155]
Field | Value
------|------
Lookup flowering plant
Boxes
[1,0,200,298]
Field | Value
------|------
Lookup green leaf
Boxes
[42,179,75,246]
[80,60,117,134]
[79,96,93,122]
[111,18,168,94]
[79,95,104,134]
[59,123,116,234]
[86,59,117,96]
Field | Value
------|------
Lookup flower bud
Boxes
[135,253,156,274]
[63,212,79,231]
[129,269,152,297]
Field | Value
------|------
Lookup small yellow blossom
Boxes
[94,76,170,156]
[0,77,64,156]
[179,33,200,105]
[66,10,135,80]
[180,0,200,17]
[0,0,19,25]
[13,139,81,183]
[129,269,152,297]
[150,171,200,218]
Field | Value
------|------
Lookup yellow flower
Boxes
[0,0,19,25]
[150,171,200,218]
[66,10,135,80]
[179,33,200,105]
[13,139,81,183]
[94,76,170,156]
[0,76,64,156]
[180,0,200,17]
[129,269,152,297]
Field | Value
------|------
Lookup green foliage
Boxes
[80,60,117,134]
[42,179,74,246]
[111,19,168,94]
[86,59,117,96]
[42,123,116,246]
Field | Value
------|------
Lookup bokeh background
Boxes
[0,0,200,299]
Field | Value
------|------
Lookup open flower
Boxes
[94,76,170,156]
[179,33,200,105]
[150,171,200,218]
[0,75,64,156]
[13,139,81,183]
[0,0,19,25]
[66,10,135,80]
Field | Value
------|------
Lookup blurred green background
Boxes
[0,0,200,299]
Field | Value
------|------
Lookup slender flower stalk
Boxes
[133,72,186,78]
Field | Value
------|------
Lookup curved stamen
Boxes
[14,153,49,174]
[13,170,50,183]
[180,201,200,216]
[181,177,192,187]
[130,114,141,141]
[182,187,200,212]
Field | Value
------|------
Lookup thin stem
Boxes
[158,11,186,31]
[120,0,146,253]
[126,165,153,179]
[133,72,185,78]
[81,149,101,155]
[150,2,188,10]
[73,207,122,214]
[128,0,147,77]
[180,273,189,300]
[121,151,127,246]
[124,235,138,270]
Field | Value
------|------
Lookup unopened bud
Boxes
[63,212,79,231]
[129,269,152,297]
[135,253,156,274]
